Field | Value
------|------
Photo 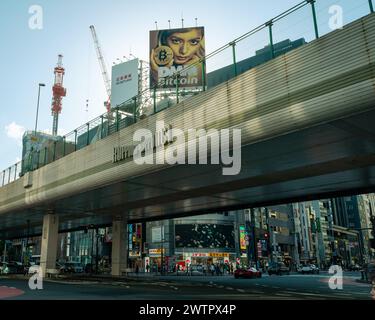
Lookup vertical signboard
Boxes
[152,226,162,243]
[150,27,205,90]
[239,225,247,251]
[111,59,139,108]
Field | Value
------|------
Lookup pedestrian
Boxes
[215,263,220,276]
[146,263,150,273]
[135,264,139,276]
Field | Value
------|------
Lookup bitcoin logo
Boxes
[154,46,173,66]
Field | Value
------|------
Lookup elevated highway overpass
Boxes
[1,12,375,275]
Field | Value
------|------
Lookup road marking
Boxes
[237,289,245,293]
[246,290,266,294]
[226,287,234,290]
[292,292,323,296]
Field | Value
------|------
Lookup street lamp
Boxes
[34,83,45,134]
[160,225,165,275]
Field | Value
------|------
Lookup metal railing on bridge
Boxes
[1,0,374,187]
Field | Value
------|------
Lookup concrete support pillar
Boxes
[111,217,128,276]
[40,214,59,277]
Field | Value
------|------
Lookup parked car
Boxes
[0,262,21,275]
[310,264,320,274]
[268,262,290,276]
[368,261,375,281]
[28,264,41,275]
[189,264,204,276]
[84,263,95,274]
[63,262,84,273]
[348,264,361,271]
[55,262,71,274]
[29,255,41,266]
[298,264,319,274]
[9,261,25,274]
[234,267,262,279]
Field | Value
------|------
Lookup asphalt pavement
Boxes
[0,271,372,300]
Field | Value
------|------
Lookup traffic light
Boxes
[264,232,269,240]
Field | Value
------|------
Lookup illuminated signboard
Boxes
[239,226,247,251]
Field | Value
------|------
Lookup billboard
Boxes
[175,224,234,249]
[239,226,247,251]
[152,226,163,243]
[111,58,139,108]
[150,27,205,90]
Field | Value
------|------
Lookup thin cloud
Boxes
[5,122,25,144]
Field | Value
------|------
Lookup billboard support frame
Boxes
[176,74,180,104]
[230,42,238,77]
[133,97,137,123]
[201,60,206,91]
[153,87,157,113]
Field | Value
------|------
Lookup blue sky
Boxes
[0,0,371,171]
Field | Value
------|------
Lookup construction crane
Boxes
[51,54,66,136]
[89,25,111,112]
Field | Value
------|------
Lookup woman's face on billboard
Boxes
[166,29,203,65]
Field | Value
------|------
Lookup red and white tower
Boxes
[51,54,66,136]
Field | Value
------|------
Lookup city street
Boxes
[0,271,372,300]
[1,0,375,308]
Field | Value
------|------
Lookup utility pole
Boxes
[250,208,257,267]
[95,228,99,274]
[3,241,7,263]
[34,83,45,134]
[265,208,273,263]
[160,225,164,275]
[26,219,30,260]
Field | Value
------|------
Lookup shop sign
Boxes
[208,253,229,258]
[192,253,209,257]
[149,248,165,256]
[190,252,230,258]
